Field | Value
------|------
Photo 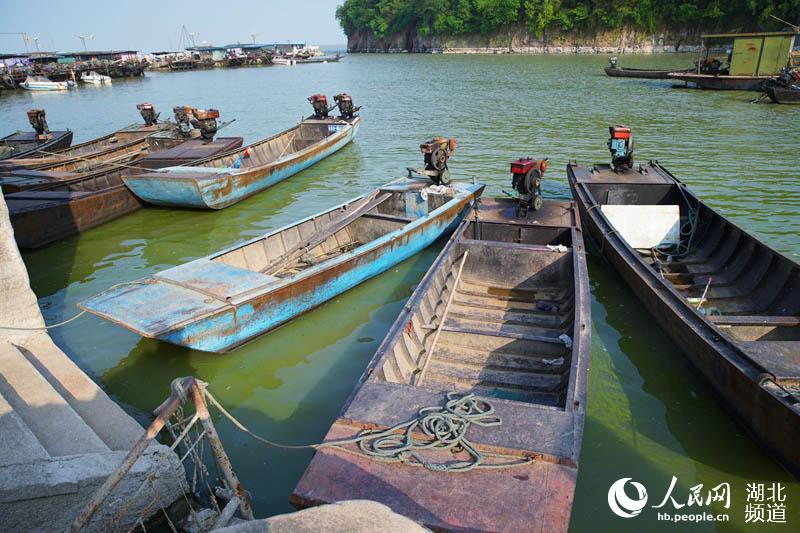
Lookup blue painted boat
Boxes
[79,178,485,352]
[122,115,361,209]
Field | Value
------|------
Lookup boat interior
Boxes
[193,120,349,172]
[374,219,578,408]
[211,185,456,279]
[584,180,800,343]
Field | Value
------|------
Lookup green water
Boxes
[2,54,799,531]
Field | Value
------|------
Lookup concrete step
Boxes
[17,335,143,450]
[0,390,50,466]
[0,340,109,457]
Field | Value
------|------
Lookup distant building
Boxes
[61,50,140,62]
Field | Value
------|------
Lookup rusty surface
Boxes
[292,422,577,532]
[567,161,800,478]
[0,130,74,159]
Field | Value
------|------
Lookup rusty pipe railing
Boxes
[69,376,252,531]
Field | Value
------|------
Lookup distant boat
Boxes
[20,76,70,91]
[272,57,296,66]
[605,66,693,79]
[80,71,112,85]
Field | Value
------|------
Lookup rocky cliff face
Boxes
[347,26,703,54]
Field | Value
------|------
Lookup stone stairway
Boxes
[0,193,185,531]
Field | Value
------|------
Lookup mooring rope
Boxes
[199,381,533,472]
[0,281,140,331]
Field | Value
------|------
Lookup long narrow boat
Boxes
[568,159,800,477]
[292,196,591,531]
[0,117,174,172]
[605,66,692,79]
[122,114,361,209]
[1,127,73,161]
[667,72,770,91]
[80,177,483,352]
[5,137,243,249]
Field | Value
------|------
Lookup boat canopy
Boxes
[702,31,797,76]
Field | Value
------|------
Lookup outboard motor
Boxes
[137,103,159,126]
[27,109,50,139]
[510,158,547,216]
[418,138,456,185]
[608,57,618,69]
[608,125,633,172]
[173,106,195,138]
[191,108,220,140]
[334,93,360,120]
[308,94,331,119]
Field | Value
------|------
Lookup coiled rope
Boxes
[652,183,699,259]
[199,382,532,472]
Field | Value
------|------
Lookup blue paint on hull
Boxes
[124,120,360,210]
[160,196,474,352]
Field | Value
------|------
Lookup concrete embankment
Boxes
[0,192,186,531]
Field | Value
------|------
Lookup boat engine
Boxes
[417,138,456,185]
[191,108,220,140]
[608,125,633,172]
[334,93,360,119]
[510,158,547,216]
[27,109,50,139]
[608,57,618,69]
[173,106,195,138]
[308,94,331,119]
[137,103,160,126]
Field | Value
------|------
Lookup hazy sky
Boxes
[0,0,346,53]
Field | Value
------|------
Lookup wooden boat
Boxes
[0,120,174,172]
[122,115,361,209]
[79,178,484,352]
[568,160,800,477]
[670,31,798,91]
[292,196,591,531]
[667,72,770,91]
[6,137,243,249]
[765,83,800,103]
[1,130,73,161]
[605,66,692,79]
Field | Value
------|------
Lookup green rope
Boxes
[652,183,700,259]
[201,384,532,472]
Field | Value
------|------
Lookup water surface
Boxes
[2,53,798,531]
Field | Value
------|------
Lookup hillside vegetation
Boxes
[336,1,800,46]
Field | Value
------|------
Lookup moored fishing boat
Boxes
[668,31,797,91]
[80,170,483,352]
[0,109,73,160]
[761,67,800,104]
[20,76,70,91]
[6,136,243,249]
[80,70,112,85]
[122,95,361,209]
[568,126,800,477]
[292,162,590,531]
[604,57,692,79]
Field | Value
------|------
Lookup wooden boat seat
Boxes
[738,341,800,381]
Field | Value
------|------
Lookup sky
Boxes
[0,0,346,54]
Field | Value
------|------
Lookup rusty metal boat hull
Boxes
[80,178,483,353]
[568,161,800,477]
[6,137,243,248]
[292,197,591,531]
[123,117,361,210]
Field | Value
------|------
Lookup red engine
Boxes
[510,158,547,215]
[608,125,634,172]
